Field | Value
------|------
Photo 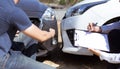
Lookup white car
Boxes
[61,0,120,56]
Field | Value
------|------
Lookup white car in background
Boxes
[61,0,120,56]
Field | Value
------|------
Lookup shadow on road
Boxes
[37,43,107,69]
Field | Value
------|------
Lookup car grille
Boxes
[66,29,75,46]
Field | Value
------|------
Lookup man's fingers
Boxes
[49,28,55,37]
[87,23,94,32]
[49,28,55,32]
[88,48,101,56]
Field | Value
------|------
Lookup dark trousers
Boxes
[107,29,120,69]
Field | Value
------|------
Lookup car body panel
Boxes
[61,0,120,55]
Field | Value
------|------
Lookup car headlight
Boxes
[67,0,108,17]
[41,8,55,20]
[77,1,108,14]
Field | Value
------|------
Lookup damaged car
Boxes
[61,0,120,56]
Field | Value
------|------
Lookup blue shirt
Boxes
[101,21,120,33]
[0,0,32,57]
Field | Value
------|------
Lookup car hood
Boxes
[64,0,108,18]
[17,0,48,18]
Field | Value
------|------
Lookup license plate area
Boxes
[74,30,109,51]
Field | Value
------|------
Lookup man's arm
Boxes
[89,49,120,63]
[100,51,120,64]
[87,22,120,34]
[22,24,55,42]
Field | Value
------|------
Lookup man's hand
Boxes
[88,48,101,56]
[49,28,55,38]
[87,23,102,33]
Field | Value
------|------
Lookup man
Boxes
[87,22,120,69]
[0,0,56,69]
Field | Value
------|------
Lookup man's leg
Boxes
[14,32,38,59]
[14,32,37,48]
[5,50,56,69]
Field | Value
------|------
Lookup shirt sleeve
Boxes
[101,21,120,34]
[10,8,32,31]
[99,51,120,64]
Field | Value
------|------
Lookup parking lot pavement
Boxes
[37,49,107,69]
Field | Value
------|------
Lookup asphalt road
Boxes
[37,48,107,69]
